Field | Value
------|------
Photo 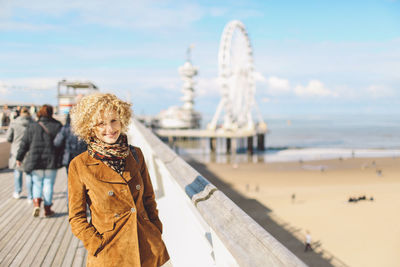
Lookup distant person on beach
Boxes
[68,93,169,266]
[304,231,312,252]
[6,107,34,201]
[16,104,63,217]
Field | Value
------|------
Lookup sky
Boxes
[0,0,399,121]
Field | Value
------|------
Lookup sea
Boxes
[177,114,400,163]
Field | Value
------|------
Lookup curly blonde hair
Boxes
[70,93,132,142]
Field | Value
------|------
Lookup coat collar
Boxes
[83,151,140,184]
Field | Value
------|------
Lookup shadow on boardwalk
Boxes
[0,167,87,267]
[187,159,350,267]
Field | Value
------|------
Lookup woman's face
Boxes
[93,110,121,144]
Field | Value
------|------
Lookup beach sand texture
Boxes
[187,157,400,267]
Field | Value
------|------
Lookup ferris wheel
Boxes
[208,20,262,131]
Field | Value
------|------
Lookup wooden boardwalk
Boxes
[0,168,87,267]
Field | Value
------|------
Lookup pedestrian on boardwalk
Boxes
[54,113,87,174]
[304,230,312,252]
[11,105,21,120]
[68,93,169,266]
[16,104,63,217]
[0,104,11,128]
[6,107,34,201]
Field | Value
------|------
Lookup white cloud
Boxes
[0,1,206,31]
[0,84,10,95]
[266,76,291,94]
[0,78,57,91]
[294,80,338,97]
[0,21,56,31]
[366,85,395,98]
[253,71,266,82]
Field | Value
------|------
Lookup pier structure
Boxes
[155,20,268,154]
[57,80,98,116]
[157,45,201,129]
[154,127,266,155]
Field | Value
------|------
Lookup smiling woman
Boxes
[93,111,122,144]
[70,93,131,144]
[68,93,170,267]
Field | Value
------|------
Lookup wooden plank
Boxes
[29,199,68,266]
[1,214,42,266]
[19,174,68,266]
[72,240,86,267]
[0,199,29,242]
[8,170,68,266]
[0,168,89,267]
[62,235,79,267]
[0,200,32,254]
[0,173,14,201]
[41,217,70,266]
[16,202,64,266]
[51,220,74,267]
[0,187,20,215]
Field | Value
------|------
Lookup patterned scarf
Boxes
[87,134,129,175]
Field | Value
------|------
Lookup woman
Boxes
[68,93,169,267]
[16,104,63,217]
[6,107,33,201]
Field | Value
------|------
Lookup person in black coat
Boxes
[54,113,87,173]
[16,104,63,217]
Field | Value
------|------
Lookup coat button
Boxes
[136,184,141,190]
[108,191,114,196]
[131,208,136,213]
[114,213,120,218]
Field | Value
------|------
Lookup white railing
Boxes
[128,118,307,267]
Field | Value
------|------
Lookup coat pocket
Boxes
[93,214,116,255]
[141,211,162,234]
[94,214,115,234]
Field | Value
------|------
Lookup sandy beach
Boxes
[187,156,400,267]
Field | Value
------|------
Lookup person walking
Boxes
[54,113,87,173]
[6,107,34,201]
[16,104,63,217]
[0,104,11,128]
[68,93,169,266]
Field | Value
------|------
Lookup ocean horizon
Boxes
[181,114,400,163]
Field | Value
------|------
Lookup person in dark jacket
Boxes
[6,107,33,201]
[54,113,87,173]
[16,104,63,217]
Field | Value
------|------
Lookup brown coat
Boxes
[68,146,169,267]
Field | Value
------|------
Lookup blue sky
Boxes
[0,0,399,120]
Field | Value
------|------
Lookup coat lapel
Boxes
[122,152,140,183]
